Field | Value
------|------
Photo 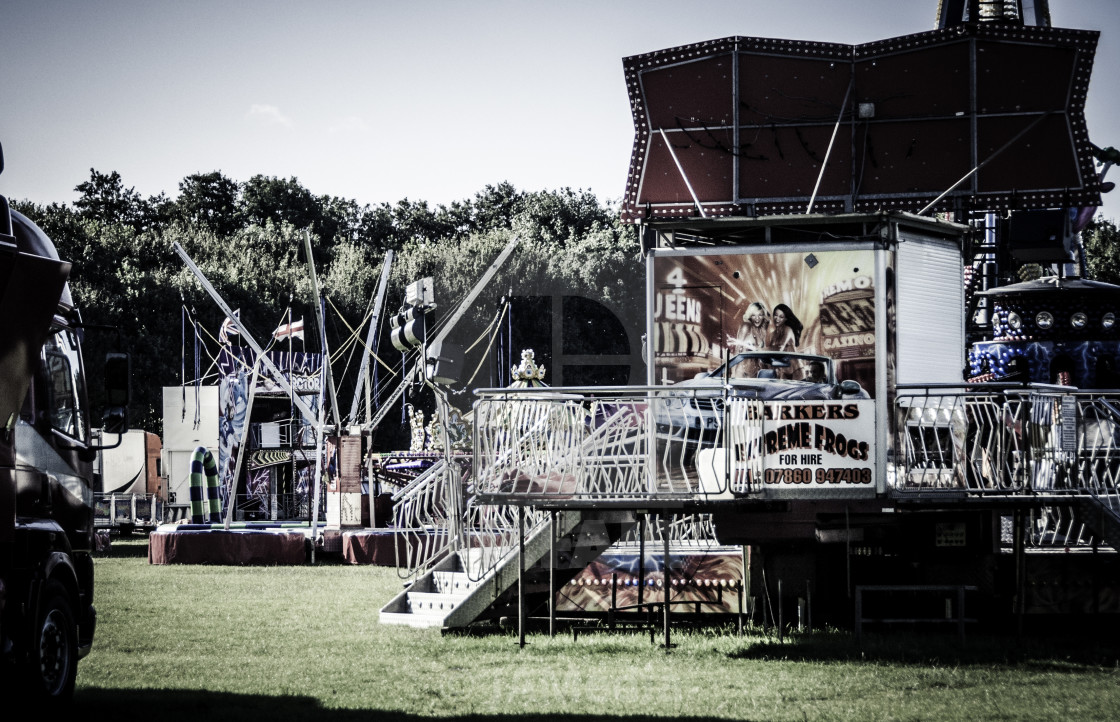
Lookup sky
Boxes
[2,0,1119,219]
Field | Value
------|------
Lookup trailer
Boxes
[93,429,166,534]
[161,384,219,523]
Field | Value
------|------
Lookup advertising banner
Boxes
[217,347,323,395]
[744,399,875,489]
[653,248,884,490]
[652,249,879,394]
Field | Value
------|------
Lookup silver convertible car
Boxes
[656,352,869,452]
[693,351,867,400]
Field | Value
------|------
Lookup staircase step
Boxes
[407,591,466,616]
[431,571,480,596]
[1076,496,1120,552]
[379,610,444,628]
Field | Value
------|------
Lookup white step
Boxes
[431,571,479,596]
[406,591,465,616]
[378,611,444,628]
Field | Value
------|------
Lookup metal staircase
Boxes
[379,509,629,628]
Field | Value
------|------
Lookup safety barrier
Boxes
[893,386,1120,496]
[472,386,764,502]
[229,491,326,521]
[473,384,1120,501]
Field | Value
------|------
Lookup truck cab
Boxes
[0,145,129,699]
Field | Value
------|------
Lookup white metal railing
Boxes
[470,384,1120,552]
[387,453,546,583]
[390,458,459,579]
[459,501,548,582]
[472,386,764,502]
[892,387,1120,497]
[617,512,721,546]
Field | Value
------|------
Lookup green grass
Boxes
[76,539,1120,721]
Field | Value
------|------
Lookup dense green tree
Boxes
[238,175,320,232]
[387,198,444,246]
[73,168,170,231]
[10,200,89,252]
[468,182,524,232]
[1084,217,1120,284]
[175,171,240,235]
[315,195,363,247]
[512,187,614,247]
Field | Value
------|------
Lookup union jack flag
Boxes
[219,310,240,345]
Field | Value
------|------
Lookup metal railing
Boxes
[230,491,325,521]
[93,493,163,529]
[617,512,722,547]
[247,420,316,449]
[893,389,1027,492]
[472,386,764,502]
[387,451,551,582]
[465,384,1120,559]
[892,386,1120,496]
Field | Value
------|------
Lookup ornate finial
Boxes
[512,348,546,382]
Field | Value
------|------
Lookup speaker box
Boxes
[1007,209,1071,262]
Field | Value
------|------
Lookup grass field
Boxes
[74,539,1120,721]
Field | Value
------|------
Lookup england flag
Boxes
[273,317,305,341]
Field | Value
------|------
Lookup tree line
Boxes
[12,170,643,435]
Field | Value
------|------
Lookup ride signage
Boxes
[737,399,876,488]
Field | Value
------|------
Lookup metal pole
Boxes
[1014,508,1025,639]
[309,357,328,564]
[518,505,526,650]
[365,235,521,433]
[658,128,708,218]
[957,586,966,643]
[737,583,744,636]
[778,578,784,644]
[806,579,812,634]
[302,231,342,432]
[845,506,852,599]
[917,112,1052,216]
[172,243,318,424]
[549,510,556,638]
[663,514,671,652]
[806,79,853,214]
[742,544,749,627]
[640,512,649,608]
[610,572,618,629]
[350,250,395,425]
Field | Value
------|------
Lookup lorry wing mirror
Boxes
[102,352,130,434]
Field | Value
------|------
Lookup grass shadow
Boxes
[727,628,1120,669]
[75,688,752,722]
[96,537,151,558]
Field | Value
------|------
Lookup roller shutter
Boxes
[896,233,964,384]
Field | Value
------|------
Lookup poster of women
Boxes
[651,248,879,396]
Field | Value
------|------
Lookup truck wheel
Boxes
[32,581,78,700]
